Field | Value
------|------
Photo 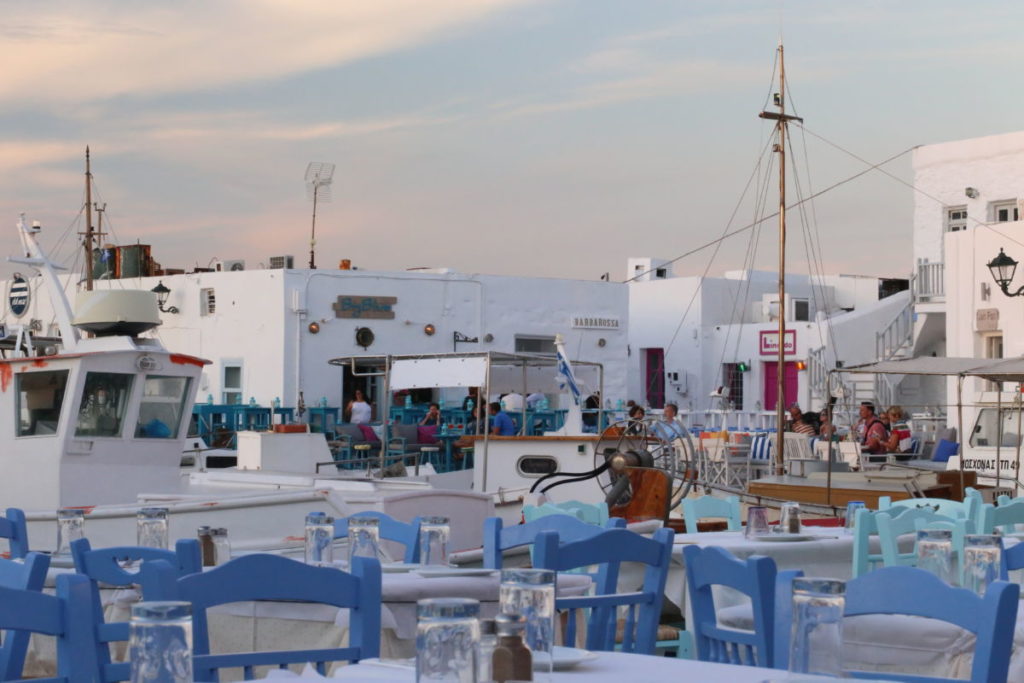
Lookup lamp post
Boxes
[987,248,1024,297]
[151,281,179,314]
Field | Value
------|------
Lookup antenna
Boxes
[304,162,335,269]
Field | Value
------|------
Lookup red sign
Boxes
[759,330,796,356]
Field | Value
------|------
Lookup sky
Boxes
[2,0,1024,283]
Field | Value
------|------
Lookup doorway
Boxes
[763,361,799,411]
[643,348,665,409]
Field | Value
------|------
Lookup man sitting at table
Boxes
[654,403,686,441]
[855,401,888,454]
[489,401,517,436]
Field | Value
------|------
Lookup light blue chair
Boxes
[334,511,421,564]
[0,552,51,679]
[879,496,970,523]
[979,500,1024,535]
[999,535,1024,579]
[70,538,203,683]
[534,527,674,655]
[851,507,891,578]
[771,569,804,668]
[0,573,98,683]
[141,554,381,681]
[996,493,1020,507]
[876,508,964,569]
[964,487,984,527]
[0,508,29,559]
[683,545,777,667]
[483,514,624,569]
[681,495,741,535]
[523,501,609,526]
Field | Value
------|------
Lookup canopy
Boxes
[841,356,1024,382]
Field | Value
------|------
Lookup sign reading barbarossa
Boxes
[571,315,620,329]
[8,273,29,318]
[333,295,397,319]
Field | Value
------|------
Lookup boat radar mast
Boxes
[757,44,803,476]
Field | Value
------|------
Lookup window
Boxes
[136,375,192,438]
[516,455,558,477]
[655,268,667,279]
[16,370,69,437]
[222,363,242,405]
[793,299,810,321]
[514,336,556,355]
[75,372,134,437]
[200,288,216,316]
[991,200,1020,223]
[984,335,1003,392]
[722,363,745,411]
[970,408,1023,448]
[945,206,968,232]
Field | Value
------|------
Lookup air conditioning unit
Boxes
[269,255,294,270]
[218,259,245,272]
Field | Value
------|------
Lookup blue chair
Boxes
[999,536,1024,579]
[70,538,202,683]
[334,511,421,564]
[0,552,51,679]
[683,545,777,667]
[979,500,1024,535]
[483,514,624,569]
[0,574,98,683]
[771,569,804,668]
[523,500,609,526]
[843,567,1018,682]
[0,508,29,559]
[878,497,969,521]
[964,487,985,530]
[681,495,741,534]
[141,554,381,681]
[534,527,674,655]
[876,508,964,568]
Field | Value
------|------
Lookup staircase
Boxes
[872,297,914,408]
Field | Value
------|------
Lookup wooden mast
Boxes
[759,45,803,476]
[83,147,95,291]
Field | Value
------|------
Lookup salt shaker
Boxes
[211,528,231,566]
[196,527,215,567]
[492,613,532,683]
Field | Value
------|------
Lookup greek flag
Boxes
[555,346,582,406]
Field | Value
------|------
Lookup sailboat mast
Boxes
[84,147,94,292]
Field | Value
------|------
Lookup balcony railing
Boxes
[913,261,944,302]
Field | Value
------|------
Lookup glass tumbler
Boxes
[843,501,866,535]
[789,577,845,677]
[415,598,480,682]
[304,512,335,566]
[347,516,381,566]
[744,506,770,538]
[500,568,555,675]
[211,528,231,566]
[962,534,1001,596]
[419,516,451,567]
[778,502,802,534]
[916,528,956,584]
[129,601,193,683]
[137,508,169,550]
[55,508,85,557]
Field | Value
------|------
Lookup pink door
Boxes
[644,348,665,409]
[764,361,799,410]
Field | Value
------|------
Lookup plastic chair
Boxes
[683,545,777,667]
[141,554,381,681]
[70,538,203,683]
[0,552,51,679]
[0,508,29,559]
[0,573,98,683]
[876,508,963,568]
[483,515,624,569]
[681,495,741,534]
[979,500,1024,535]
[334,511,421,564]
[534,527,674,655]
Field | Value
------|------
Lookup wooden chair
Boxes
[875,508,963,568]
[482,514,624,569]
[683,545,777,667]
[0,507,29,559]
[333,511,421,564]
[0,553,51,679]
[964,487,984,528]
[141,554,381,681]
[850,505,912,577]
[979,500,1024,535]
[680,495,740,534]
[879,497,970,524]
[533,527,675,655]
[70,538,203,683]
[999,535,1024,579]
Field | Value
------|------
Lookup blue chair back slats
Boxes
[334,511,421,564]
[523,501,609,526]
[482,515,624,569]
[0,574,98,683]
[0,552,51,679]
[70,538,202,682]
[843,566,1018,682]
[0,508,29,559]
[141,554,381,681]
[680,495,741,534]
[533,527,674,654]
[876,508,962,569]
[884,497,970,522]
[682,545,777,668]
[979,500,1024,535]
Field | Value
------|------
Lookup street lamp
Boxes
[987,248,1024,297]
[151,281,179,313]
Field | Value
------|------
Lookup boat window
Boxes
[970,407,1024,448]
[136,375,192,439]
[75,372,134,438]
[16,370,70,437]
[516,455,558,477]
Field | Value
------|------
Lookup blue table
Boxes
[431,432,463,472]
[272,407,295,424]
[307,406,341,437]
[239,406,272,430]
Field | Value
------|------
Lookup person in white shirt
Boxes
[346,389,373,425]
[526,392,546,410]
[501,392,524,413]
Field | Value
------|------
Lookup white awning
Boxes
[389,357,488,390]
[842,356,1024,382]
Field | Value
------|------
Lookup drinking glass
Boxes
[347,516,381,566]
[962,534,1001,596]
[477,618,497,683]
[744,506,770,538]
[137,508,169,550]
[778,502,802,534]
[789,577,845,677]
[55,508,85,557]
[419,516,450,567]
[916,528,955,584]
[129,601,193,683]
[843,501,866,535]
[415,598,480,682]
[500,569,555,676]
[304,512,335,566]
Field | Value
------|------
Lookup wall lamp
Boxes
[987,248,1024,297]
[151,281,179,313]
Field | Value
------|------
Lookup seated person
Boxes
[489,401,516,436]
[855,402,888,454]
[785,402,817,436]
[420,403,442,426]
[884,405,913,453]
[653,403,686,441]
[625,404,645,435]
